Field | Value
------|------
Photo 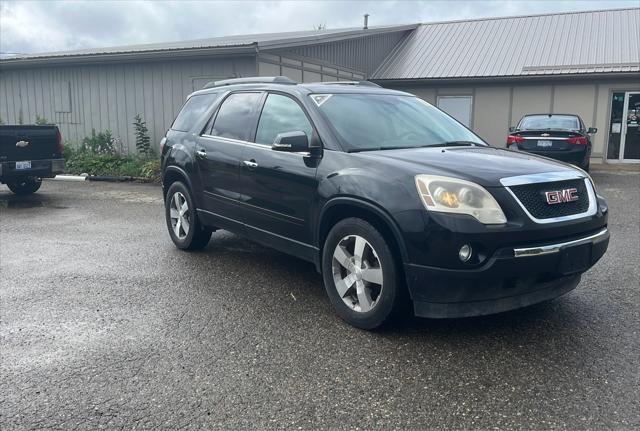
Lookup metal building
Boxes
[1,8,638,164]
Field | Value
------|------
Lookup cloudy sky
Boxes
[1,0,637,56]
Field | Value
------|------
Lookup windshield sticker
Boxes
[311,94,332,107]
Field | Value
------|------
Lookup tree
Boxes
[133,114,151,155]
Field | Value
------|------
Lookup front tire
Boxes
[7,177,42,195]
[322,218,407,330]
[165,181,211,250]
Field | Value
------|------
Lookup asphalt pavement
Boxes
[1,171,638,430]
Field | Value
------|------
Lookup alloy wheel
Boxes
[169,191,190,240]
[332,235,383,313]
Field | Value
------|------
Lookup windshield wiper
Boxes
[348,141,483,153]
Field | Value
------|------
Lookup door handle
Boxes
[195,149,206,158]
[242,160,258,169]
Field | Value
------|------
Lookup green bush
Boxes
[35,115,49,125]
[65,151,159,181]
[82,129,115,155]
[64,129,160,181]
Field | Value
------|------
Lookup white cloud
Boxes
[1,0,637,55]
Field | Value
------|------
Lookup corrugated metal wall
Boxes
[258,53,366,83]
[282,31,410,76]
[0,56,256,152]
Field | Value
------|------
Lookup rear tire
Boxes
[7,178,42,195]
[165,181,211,250]
[322,217,408,330]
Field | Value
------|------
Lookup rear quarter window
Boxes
[171,93,220,132]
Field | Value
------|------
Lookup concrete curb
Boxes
[50,175,88,182]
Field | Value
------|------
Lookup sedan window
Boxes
[518,115,581,131]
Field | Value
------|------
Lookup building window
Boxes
[437,95,473,127]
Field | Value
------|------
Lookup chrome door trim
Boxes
[201,134,311,156]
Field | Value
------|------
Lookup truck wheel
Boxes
[322,217,408,330]
[165,181,212,250]
[7,178,42,195]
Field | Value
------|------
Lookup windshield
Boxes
[313,93,485,152]
[518,115,580,131]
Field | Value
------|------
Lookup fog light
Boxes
[459,244,472,262]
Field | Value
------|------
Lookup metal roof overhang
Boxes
[372,71,640,86]
[0,45,259,69]
[0,24,418,70]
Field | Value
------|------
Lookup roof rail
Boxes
[203,76,297,89]
[315,81,381,88]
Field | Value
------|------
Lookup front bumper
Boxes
[407,228,609,318]
[0,158,65,181]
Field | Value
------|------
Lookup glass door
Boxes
[621,92,640,161]
[608,91,640,162]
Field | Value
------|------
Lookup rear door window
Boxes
[171,93,219,132]
[210,92,263,141]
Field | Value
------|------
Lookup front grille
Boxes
[509,179,590,220]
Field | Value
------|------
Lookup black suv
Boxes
[160,77,609,329]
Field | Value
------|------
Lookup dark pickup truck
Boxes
[0,125,65,194]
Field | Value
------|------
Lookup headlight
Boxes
[415,175,507,224]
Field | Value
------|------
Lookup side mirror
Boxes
[587,127,597,134]
[272,131,309,152]
[509,126,516,133]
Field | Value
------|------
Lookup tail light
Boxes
[55,129,64,154]
[566,136,588,145]
[506,135,525,145]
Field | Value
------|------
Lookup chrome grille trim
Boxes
[500,172,597,224]
[500,171,585,187]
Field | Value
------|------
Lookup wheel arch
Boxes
[317,198,409,270]
[162,165,193,199]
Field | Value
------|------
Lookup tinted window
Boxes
[255,94,313,145]
[518,115,581,131]
[171,93,219,132]
[211,92,262,141]
[315,94,484,152]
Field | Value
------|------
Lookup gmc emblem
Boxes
[545,188,579,205]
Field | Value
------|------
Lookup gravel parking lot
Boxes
[1,171,639,430]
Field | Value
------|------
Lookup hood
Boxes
[355,146,579,187]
